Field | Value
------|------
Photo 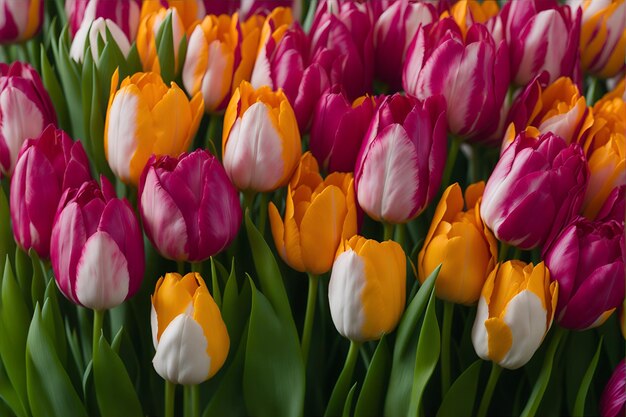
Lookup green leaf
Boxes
[29,249,47,308]
[126,44,142,73]
[408,284,440,417]
[0,353,27,417]
[93,334,143,417]
[155,11,175,83]
[26,304,87,417]
[354,337,391,417]
[243,278,304,417]
[65,319,85,376]
[176,35,188,77]
[80,49,94,155]
[342,383,358,417]
[14,247,32,310]
[0,186,15,262]
[222,260,250,350]
[573,337,602,417]
[437,360,482,417]
[90,66,114,180]
[0,257,30,415]
[384,265,440,416]
[210,257,223,308]
[43,280,68,364]
[40,47,71,132]
[53,25,84,139]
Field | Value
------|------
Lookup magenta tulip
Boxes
[544,217,625,330]
[138,149,242,263]
[10,125,91,258]
[499,0,581,86]
[0,0,44,43]
[309,0,374,100]
[596,185,625,223]
[51,178,145,310]
[481,130,589,249]
[600,359,626,417]
[402,18,509,141]
[0,61,57,176]
[373,0,436,89]
[354,93,447,224]
[239,0,301,19]
[66,0,141,41]
[310,88,376,173]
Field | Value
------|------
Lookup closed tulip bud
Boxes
[151,272,229,384]
[403,18,509,140]
[571,0,626,79]
[418,182,498,305]
[240,0,302,19]
[373,0,437,89]
[596,185,625,223]
[10,125,91,259]
[329,235,406,342]
[66,0,141,41]
[501,0,581,86]
[269,152,357,275]
[355,94,447,224]
[0,61,57,176]
[481,130,589,249]
[183,13,260,113]
[506,75,593,148]
[136,7,186,73]
[222,81,301,192]
[105,70,204,185]
[472,261,558,369]
[543,217,625,330]
[309,1,373,100]
[139,150,241,262]
[251,20,330,132]
[69,17,132,64]
[0,0,43,44]
[600,359,626,417]
[51,178,145,310]
[310,90,376,173]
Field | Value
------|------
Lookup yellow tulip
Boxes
[269,152,357,275]
[104,70,204,185]
[418,182,498,305]
[472,261,558,369]
[329,236,406,342]
[151,272,229,384]
[445,0,499,37]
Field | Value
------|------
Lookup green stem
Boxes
[191,262,202,274]
[177,260,185,275]
[92,309,104,360]
[383,222,395,241]
[258,192,269,237]
[395,223,407,251]
[243,190,256,213]
[324,340,362,417]
[441,301,454,398]
[301,273,319,366]
[165,381,176,417]
[183,385,198,417]
[359,345,371,368]
[205,114,222,158]
[477,362,503,417]
[585,77,599,106]
[441,136,462,190]
[470,144,481,183]
[499,243,510,263]
[511,248,522,261]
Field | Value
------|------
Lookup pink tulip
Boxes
[10,125,91,259]
[138,149,242,263]
[403,18,509,141]
[65,0,141,41]
[355,93,447,224]
[600,359,626,417]
[596,185,625,223]
[0,0,44,43]
[481,130,589,250]
[0,62,57,176]
[51,178,145,310]
[310,88,377,173]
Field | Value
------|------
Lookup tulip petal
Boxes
[328,249,367,341]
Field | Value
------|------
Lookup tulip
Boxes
[572,0,626,79]
[139,150,241,262]
[136,6,187,73]
[10,125,91,259]
[69,17,132,64]
[0,61,57,176]
[543,217,625,330]
[596,185,625,223]
[310,89,376,173]
[0,0,43,44]
[354,94,447,224]
[418,182,498,305]
[239,0,302,19]
[222,81,301,192]
[500,0,581,85]
[151,272,229,384]
[50,178,144,310]
[104,70,204,185]
[472,261,557,369]
[269,152,357,275]
[587,85,626,148]
[309,0,373,100]
[505,75,593,148]
[329,235,406,342]
[66,0,141,41]
[600,359,626,417]
[402,18,509,141]
[141,0,207,29]
[445,0,499,37]
[183,13,260,113]
[373,0,437,89]
[481,130,589,250]
[251,18,331,132]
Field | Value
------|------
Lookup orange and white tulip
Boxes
[222,81,301,192]
[105,70,204,185]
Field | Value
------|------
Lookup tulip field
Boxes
[0,0,625,416]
